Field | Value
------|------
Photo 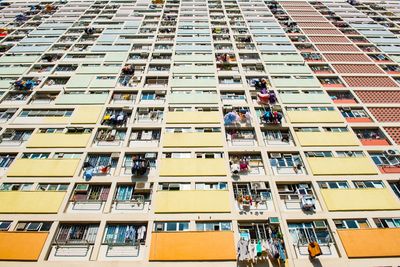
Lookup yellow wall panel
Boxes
[43,117,70,124]
[286,111,345,123]
[71,106,103,124]
[165,111,220,124]
[0,232,48,261]
[150,231,236,261]
[7,158,80,177]
[307,157,378,175]
[155,190,230,213]
[26,133,91,148]
[296,132,359,147]
[338,229,400,258]
[0,191,66,213]
[163,132,223,147]
[321,188,400,211]
[159,158,227,176]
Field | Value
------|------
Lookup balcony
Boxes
[226,129,257,146]
[67,184,110,213]
[49,224,98,261]
[355,129,390,146]
[93,129,125,147]
[320,188,400,211]
[111,183,152,213]
[149,231,235,261]
[129,129,160,148]
[233,182,272,213]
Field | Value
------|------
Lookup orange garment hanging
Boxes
[308,241,322,259]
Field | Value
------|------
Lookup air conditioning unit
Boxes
[134,182,151,192]
[385,149,400,157]
[342,107,351,111]
[270,153,282,158]
[313,221,327,229]
[251,182,267,190]
[75,184,89,192]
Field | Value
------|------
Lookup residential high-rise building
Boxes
[0,0,399,266]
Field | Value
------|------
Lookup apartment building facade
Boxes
[0,0,400,266]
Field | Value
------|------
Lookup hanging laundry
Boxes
[308,241,322,259]
[137,225,146,241]
[237,239,250,261]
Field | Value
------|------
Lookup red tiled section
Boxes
[298,22,334,28]
[286,11,320,16]
[290,16,328,21]
[280,1,310,6]
[360,139,390,146]
[356,90,400,104]
[384,127,400,144]
[323,53,371,62]
[284,7,314,11]
[369,107,400,122]
[309,36,350,43]
[343,77,398,88]
[332,64,384,74]
[302,29,342,35]
[316,44,360,52]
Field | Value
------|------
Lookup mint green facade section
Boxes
[56,93,109,105]
[169,93,219,104]
[0,55,40,63]
[174,54,213,62]
[272,78,320,88]
[170,78,216,87]
[104,52,127,62]
[262,54,304,63]
[266,65,312,75]
[0,66,29,75]
[172,66,214,74]
[279,93,332,104]
[66,75,93,88]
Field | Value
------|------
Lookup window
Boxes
[311,107,334,111]
[0,221,11,231]
[306,151,333,157]
[37,184,68,191]
[54,224,99,244]
[288,221,332,245]
[341,109,368,118]
[196,222,231,231]
[0,155,15,168]
[195,182,227,190]
[154,222,189,232]
[270,154,302,168]
[21,153,49,159]
[104,224,147,244]
[16,222,52,232]
[324,127,348,132]
[158,183,191,191]
[374,218,400,228]
[38,128,63,133]
[353,181,384,189]
[296,127,319,132]
[336,151,364,157]
[370,153,400,166]
[19,109,73,117]
[334,219,369,229]
[0,183,33,191]
[319,181,349,189]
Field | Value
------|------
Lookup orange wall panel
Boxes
[0,232,48,261]
[149,231,236,261]
[338,228,400,258]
